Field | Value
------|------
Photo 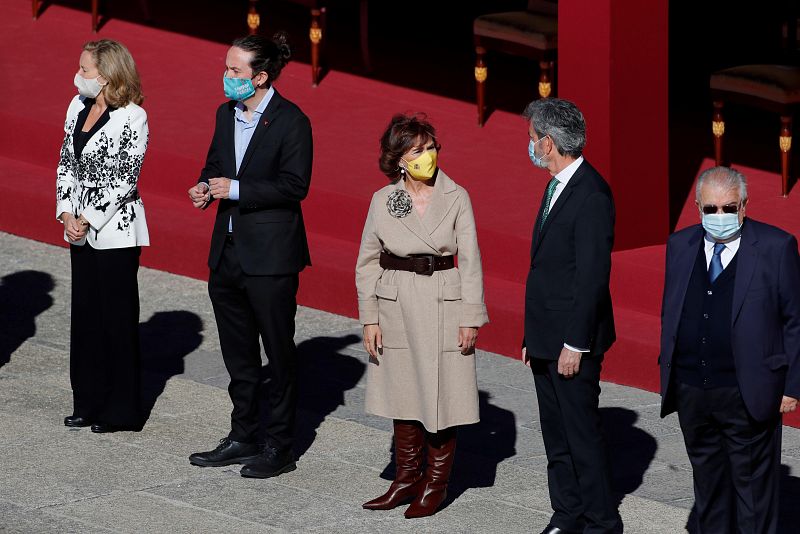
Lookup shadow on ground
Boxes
[375,389,517,511]
[602,407,659,507]
[139,310,203,421]
[0,270,55,369]
[290,334,366,458]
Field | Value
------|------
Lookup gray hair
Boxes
[695,166,748,203]
[523,98,586,158]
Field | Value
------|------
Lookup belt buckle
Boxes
[414,254,435,276]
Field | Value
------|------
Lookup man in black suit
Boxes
[187,33,313,478]
[520,98,621,534]
[659,166,800,533]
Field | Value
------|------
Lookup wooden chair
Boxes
[710,9,799,197]
[32,0,150,32]
[473,0,557,127]
[256,0,371,87]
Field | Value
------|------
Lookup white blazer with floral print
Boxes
[56,95,150,249]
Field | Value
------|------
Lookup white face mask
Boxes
[702,212,742,241]
[74,72,104,99]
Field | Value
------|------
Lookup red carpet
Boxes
[2,2,799,426]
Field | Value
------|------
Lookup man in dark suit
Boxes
[659,166,800,533]
[186,34,313,478]
[520,98,621,534]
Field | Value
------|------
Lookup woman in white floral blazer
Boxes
[56,39,149,433]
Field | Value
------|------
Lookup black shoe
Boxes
[64,415,91,428]
[189,438,260,467]
[240,446,296,479]
[90,423,127,433]
[540,526,578,534]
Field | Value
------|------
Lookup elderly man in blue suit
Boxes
[659,166,800,533]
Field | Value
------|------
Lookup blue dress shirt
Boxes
[227,85,274,231]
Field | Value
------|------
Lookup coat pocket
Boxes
[376,282,408,349]
[764,353,788,370]
[443,284,462,352]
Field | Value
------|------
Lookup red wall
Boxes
[558,0,670,250]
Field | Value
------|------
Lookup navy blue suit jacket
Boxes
[659,218,800,422]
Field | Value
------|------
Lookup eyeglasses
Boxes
[701,203,740,215]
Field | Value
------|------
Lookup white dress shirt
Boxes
[704,234,741,269]
[548,155,584,211]
[546,156,588,354]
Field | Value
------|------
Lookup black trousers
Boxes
[208,239,299,450]
[675,382,781,534]
[69,243,142,427]
[532,355,620,534]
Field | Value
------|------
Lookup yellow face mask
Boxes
[403,150,438,181]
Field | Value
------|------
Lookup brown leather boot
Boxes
[404,427,457,518]
[362,420,425,510]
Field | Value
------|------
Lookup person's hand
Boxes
[61,213,87,242]
[458,327,478,355]
[363,324,383,359]
[521,346,530,367]
[557,347,582,378]
[780,396,798,414]
[188,183,210,209]
[209,177,232,200]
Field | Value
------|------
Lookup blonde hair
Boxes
[83,39,144,108]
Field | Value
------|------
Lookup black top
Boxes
[73,98,113,158]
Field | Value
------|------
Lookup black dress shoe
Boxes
[189,438,260,467]
[64,415,91,428]
[540,526,577,534]
[240,446,296,478]
[91,423,122,433]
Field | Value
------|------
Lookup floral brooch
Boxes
[387,189,412,218]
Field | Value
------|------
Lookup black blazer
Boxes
[659,219,800,421]
[198,89,313,275]
[524,159,616,359]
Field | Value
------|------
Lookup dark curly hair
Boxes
[232,32,291,85]
[379,113,440,181]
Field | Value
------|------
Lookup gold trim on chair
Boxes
[538,82,552,98]
[780,135,792,152]
[310,27,323,44]
[474,66,487,83]
[712,120,725,137]
[247,13,260,31]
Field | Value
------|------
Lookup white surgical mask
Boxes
[74,73,104,99]
[702,213,742,241]
[528,136,548,169]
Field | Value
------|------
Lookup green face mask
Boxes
[403,150,438,181]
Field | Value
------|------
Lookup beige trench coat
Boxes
[355,170,489,432]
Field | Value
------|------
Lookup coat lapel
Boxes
[670,226,704,328]
[731,220,758,326]
[235,90,281,179]
[394,181,440,253]
[530,161,585,259]
[422,170,459,235]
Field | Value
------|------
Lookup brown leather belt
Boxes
[379,252,455,276]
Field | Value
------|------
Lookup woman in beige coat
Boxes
[355,114,488,518]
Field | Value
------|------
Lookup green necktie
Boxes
[539,177,559,229]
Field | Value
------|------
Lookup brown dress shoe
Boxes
[404,427,457,518]
[363,420,425,510]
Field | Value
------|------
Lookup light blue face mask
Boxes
[223,76,256,101]
[702,212,742,241]
[528,136,548,169]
